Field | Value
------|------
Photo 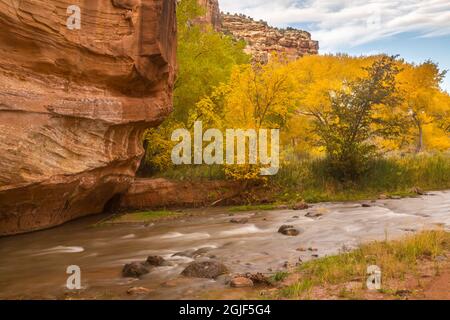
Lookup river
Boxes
[0,191,449,299]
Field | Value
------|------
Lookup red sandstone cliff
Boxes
[0,0,177,235]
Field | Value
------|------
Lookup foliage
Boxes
[300,56,404,180]
[141,0,249,174]
[175,0,250,123]
[190,60,296,181]
[142,0,449,187]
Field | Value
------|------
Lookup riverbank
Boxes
[272,230,450,300]
[146,154,450,205]
[199,230,450,300]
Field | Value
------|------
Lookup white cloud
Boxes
[220,0,450,52]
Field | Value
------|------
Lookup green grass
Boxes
[279,230,450,298]
[147,153,450,204]
[272,153,450,203]
[270,271,289,283]
[228,204,278,212]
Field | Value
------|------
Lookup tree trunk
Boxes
[416,122,424,153]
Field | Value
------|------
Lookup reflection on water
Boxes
[0,191,449,299]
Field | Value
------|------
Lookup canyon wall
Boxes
[195,0,221,31]
[221,13,319,62]
[0,0,177,235]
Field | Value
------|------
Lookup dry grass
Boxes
[280,230,450,298]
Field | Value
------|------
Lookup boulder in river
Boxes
[181,261,229,279]
[305,211,323,218]
[230,218,249,224]
[242,272,271,285]
[146,256,166,267]
[127,287,152,296]
[411,187,425,195]
[173,247,212,259]
[122,262,150,278]
[278,225,300,236]
[292,202,309,210]
[230,277,254,288]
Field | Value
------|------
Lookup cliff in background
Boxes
[197,0,319,61]
[0,0,177,235]
[221,13,319,62]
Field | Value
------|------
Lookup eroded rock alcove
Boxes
[0,0,177,235]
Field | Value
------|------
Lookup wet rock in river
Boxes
[292,202,309,210]
[305,211,323,218]
[411,187,425,195]
[245,272,271,285]
[172,247,212,259]
[127,287,152,296]
[230,218,249,224]
[146,255,166,266]
[230,277,254,288]
[122,262,150,278]
[181,260,229,279]
[216,274,232,285]
[361,203,371,208]
[278,225,300,236]
[196,247,213,255]
[172,249,196,258]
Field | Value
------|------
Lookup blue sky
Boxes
[220,0,450,92]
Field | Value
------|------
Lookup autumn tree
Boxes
[175,0,249,123]
[396,61,449,152]
[141,0,249,174]
[190,59,295,181]
[301,56,404,180]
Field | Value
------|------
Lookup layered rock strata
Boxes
[0,0,177,235]
[221,13,319,62]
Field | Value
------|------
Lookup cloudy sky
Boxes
[220,0,450,92]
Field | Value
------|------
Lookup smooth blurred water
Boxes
[0,191,448,299]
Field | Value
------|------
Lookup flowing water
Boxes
[0,191,449,299]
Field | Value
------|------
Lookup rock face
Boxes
[221,13,319,63]
[195,0,221,31]
[0,0,177,235]
[118,178,239,210]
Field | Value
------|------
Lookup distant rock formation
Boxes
[0,0,177,235]
[221,13,319,62]
[196,1,319,62]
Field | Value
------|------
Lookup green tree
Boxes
[303,56,404,180]
[141,0,249,174]
[174,0,249,122]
